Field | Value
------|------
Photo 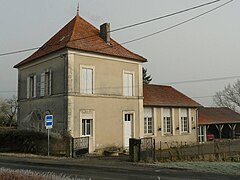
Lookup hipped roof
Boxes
[198,107,240,125]
[143,84,202,108]
[14,15,146,68]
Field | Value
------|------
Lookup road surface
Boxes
[0,155,239,180]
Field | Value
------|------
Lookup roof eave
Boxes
[66,47,147,63]
[143,103,203,108]
[13,47,67,69]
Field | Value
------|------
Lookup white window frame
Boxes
[144,108,153,135]
[80,110,94,137]
[82,119,92,136]
[80,65,95,94]
[40,69,52,97]
[123,70,135,96]
[180,108,189,133]
[162,108,172,134]
[27,75,36,98]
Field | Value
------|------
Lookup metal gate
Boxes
[72,137,89,157]
[140,137,155,161]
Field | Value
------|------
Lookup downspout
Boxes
[61,53,68,132]
[196,108,199,142]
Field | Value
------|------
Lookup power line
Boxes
[120,0,233,45]
[160,75,240,85]
[192,95,215,99]
[111,0,221,32]
[0,0,224,57]
[0,47,39,57]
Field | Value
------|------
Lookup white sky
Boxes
[0,0,239,107]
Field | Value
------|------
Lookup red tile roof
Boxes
[198,107,240,125]
[14,15,146,68]
[143,84,202,107]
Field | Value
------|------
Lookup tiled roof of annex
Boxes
[143,84,202,108]
[198,107,240,125]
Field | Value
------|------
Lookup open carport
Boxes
[198,107,240,142]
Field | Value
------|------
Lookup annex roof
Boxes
[143,84,202,108]
[14,15,146,68]
[198,107,240,125]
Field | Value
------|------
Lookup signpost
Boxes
[45,115,53,156]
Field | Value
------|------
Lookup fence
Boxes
[130,138,240,162]
[72,136,89,158]
[156,139,240,161]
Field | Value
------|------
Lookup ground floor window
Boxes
[144,117,153,134]
[163,108,172,134]
[82,119,92,136]
[181,108,189,133]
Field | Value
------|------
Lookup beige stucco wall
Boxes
[70,51,142,96]
[67,50,144,151]
[17,51,67,132]
[144,106,198,145]
[16,49,144,151]
[70,96,142,150]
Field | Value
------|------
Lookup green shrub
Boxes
[0,129,70,156]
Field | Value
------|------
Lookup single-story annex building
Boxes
[198,107,240,142]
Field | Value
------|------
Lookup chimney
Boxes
[100,23,110,44]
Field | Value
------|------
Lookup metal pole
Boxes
[48,129,50,156]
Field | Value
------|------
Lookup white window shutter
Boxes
[40,73,45,96]
[27,77,30,99]
[128,74,133,96]
[49,69,52,95]
[33,75,37,97]
[87,69,93,94]
[82,68,87,94]
[123,73,128,96]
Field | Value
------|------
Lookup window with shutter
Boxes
[81,67,93,94]
[181,108,189,132]
[123,72,134,96]
[163,108,172,134]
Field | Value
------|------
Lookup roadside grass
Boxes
[0,167,80,180]
[157,161,240,175]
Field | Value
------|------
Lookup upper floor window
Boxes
[40,69,52,97]
[181,108,189,132]
[81,67,94,94]
[163,108,172,134]
[27,75,36,98]
[123,72,134,96]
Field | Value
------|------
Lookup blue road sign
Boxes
[45,115,53,129]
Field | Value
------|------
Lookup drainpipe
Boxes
[196,108,199,142]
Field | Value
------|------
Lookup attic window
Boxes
[59,36,65,42]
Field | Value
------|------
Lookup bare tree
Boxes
[213,80,240,112]
[143,67,152,84]
[0,96,17,127]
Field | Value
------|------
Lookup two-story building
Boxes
[14,13,147,152]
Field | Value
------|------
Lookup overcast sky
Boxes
[0,0,239,106]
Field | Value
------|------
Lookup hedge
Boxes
[0,129,70,156]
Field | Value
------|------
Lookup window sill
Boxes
[80,135,91,137]
[163,133,173,136]
[181,132,190,135]
[144,133,154,137]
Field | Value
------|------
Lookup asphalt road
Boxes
[0,155,239,180]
